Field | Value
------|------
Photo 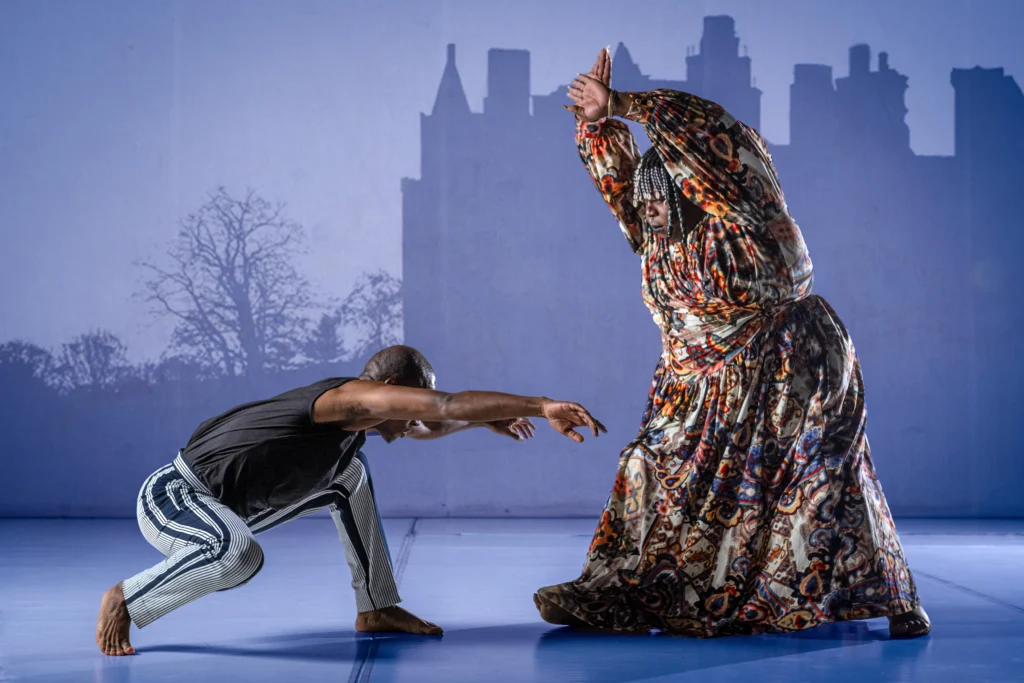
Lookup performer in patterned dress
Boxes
[533,48,930,639]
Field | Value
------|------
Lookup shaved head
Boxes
[360,345,436,389]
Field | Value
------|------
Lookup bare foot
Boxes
[889,605,931,638]
[356,606,443,635]
[96,583,135,656]
[534,592,649,635]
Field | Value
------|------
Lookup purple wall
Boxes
[1,1,1022,517]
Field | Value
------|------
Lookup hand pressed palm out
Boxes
[565,47,613,122]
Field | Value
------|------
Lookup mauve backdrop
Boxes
[1,0,1022,518]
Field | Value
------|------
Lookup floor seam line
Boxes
[915,570,1024,614]
[352,517,420,683]
[393,518,420,588]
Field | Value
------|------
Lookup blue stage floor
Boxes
[1,518,1022,682]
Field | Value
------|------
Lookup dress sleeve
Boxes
[575,117,645,253]
[623,89,813,304]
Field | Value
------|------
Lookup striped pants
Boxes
[122,452,401,628]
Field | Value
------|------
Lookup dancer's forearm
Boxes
[405,420,482,440]
[314,380,550,426]
[434,391,549,422]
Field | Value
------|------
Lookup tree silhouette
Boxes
[0,340,56,386]
[53,330,133,392]
[139,188,313,378]
[338,270,403,359]
[140,355,215,386]
[303,312,346,364]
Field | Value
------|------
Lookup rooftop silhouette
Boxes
[400,15,1024,518]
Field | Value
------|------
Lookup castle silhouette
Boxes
[402,16,1024,515]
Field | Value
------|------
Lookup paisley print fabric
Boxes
[537,90,919,637]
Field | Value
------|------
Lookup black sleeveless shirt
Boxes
[181,378,365,518]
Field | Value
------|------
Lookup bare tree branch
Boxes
[52,330,134,392]
[136,187,313,377]
[338,270,403,360]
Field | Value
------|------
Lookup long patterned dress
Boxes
[536,90,920,637]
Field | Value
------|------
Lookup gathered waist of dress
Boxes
[661,295,812,382]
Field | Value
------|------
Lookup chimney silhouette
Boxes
[835,44,911,154]
[952,66,1024,159]
[686,14,761,129]
[701,16,740,59]
[791,64,836,150]
[850,44,870,76]
[484,49,531,116]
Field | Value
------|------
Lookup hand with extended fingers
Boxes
[565,46,616,122]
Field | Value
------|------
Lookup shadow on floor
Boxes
[134,619,930,682]
[22,612,1006,683]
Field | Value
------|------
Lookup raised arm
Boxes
[567,74,814,305]
[313,381,604,443]
[614,89,813,303]
[612,88,787,227]
[568,47,645,253]
[576,118,645,253]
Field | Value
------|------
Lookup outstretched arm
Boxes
[313,381,603,443]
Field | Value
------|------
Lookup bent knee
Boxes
[212,535,265,590]
[329,455,369,497]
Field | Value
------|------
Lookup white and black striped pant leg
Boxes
[246,451,401,613]
[122,458,265,628]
